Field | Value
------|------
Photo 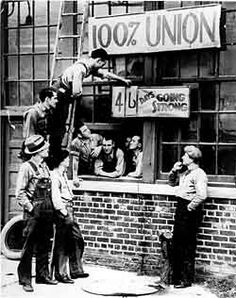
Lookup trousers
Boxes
[52,210,85,278]
[172,197,202,285]
[18,212,53,285]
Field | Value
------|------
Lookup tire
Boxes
[1,215,25,260]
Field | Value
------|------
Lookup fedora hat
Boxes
[24,135,49,155]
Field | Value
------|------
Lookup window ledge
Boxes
[71,176,236,200]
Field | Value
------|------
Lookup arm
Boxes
[51,172,67,216]
[23,109,37,138]
[96,69,131,86]
[15,163,34,212]
[72,154,80,180]
[71,64,87,97]
[187,171,208,211]
[168,161,183,187]
[127,152,143,178]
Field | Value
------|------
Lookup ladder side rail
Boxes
[49,0,64,86]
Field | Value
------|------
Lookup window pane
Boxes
[94,94,112,122]
[219,114,236,143]
[200,82,216,110]
[78,95,93,122]
[34,81,48,101]
[50,1,61,24]
[111,5,126,15]
[199,51,215,77]
[190,86,199,111]
[35,28,48,52]
[160,53,178,77]
[218,146,236,175]
[94,4,109,17]
[8,30,18,54]
[180,52,197,78]
[161,119,178,142]
[219,82,236,111]
[162,145,178,173]
[35,1,47,25]
[20,56,32,79]
[181,116,198,142]
[35,55,48,79]
[8,56,18,80]
[6,82,18,106]
[114,57,126,77]
[200,145,216,175]
[20,82,32,105]
[127,56,144,78]
[20,29,32,53]
[200,114,216,142]
[7,2,18,27]
[219,46,236,76]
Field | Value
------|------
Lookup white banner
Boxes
[112,86,190,118]
[89,4,221,55]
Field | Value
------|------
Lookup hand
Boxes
[187,204,194,212]
[90,146,102,158]
[172,161,183,172]
[73,177,83,187]
[124,79,132,87]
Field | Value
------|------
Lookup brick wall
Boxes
[73,190,236,277]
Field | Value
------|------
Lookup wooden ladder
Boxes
[50,0,88,149]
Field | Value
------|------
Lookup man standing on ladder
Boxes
[50,48,132,156]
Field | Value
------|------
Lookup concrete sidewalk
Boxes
[0,255,217,298]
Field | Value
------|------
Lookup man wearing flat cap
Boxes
[168,145,208,289]
[15,135,58,292]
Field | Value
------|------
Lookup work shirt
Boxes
[60,59,106,96]
[70,134,102,175]
[23,102,50,139]
[51,168,73,216]
[127,150,143,178]
[94,148,125,178]
[15,159,50,212]
[168,163,208,210]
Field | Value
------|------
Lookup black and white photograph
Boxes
[0,1,236,297]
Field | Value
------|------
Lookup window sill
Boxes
[71,175,236,199]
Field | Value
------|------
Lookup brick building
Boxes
[1,1,236,276]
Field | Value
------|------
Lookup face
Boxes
[60,156,70,169]
[38,145,49,159]
[45,92,58,109]
[102,139,114,155]
[125,137,131,149]
[129,136,141,150]
[181,152,193,166]
[93,58,106,70]
[79,125,91,139]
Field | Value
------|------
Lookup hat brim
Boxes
[24,142,49,155]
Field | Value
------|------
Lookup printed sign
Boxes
[89,4,221,55]
[112,86,190,118]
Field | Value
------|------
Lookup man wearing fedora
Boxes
[168,145,208,288]
[15,135,58,292]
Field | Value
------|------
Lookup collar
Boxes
[187,163,199,171]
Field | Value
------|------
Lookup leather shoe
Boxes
[36,277,58,285]
[174,282,191,288]
[22,284,34,292]
[70,272,89,279]
[56,275,74,284]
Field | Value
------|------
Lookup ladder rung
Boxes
[59,35,81,39]
[61,12,84,16]
[56,57,78,60]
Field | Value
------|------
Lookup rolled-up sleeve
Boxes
[15,163,34,212]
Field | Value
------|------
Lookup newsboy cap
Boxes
[24,135,49,155]
[184,145,202,161]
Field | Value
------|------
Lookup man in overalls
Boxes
[15,135,58,292]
